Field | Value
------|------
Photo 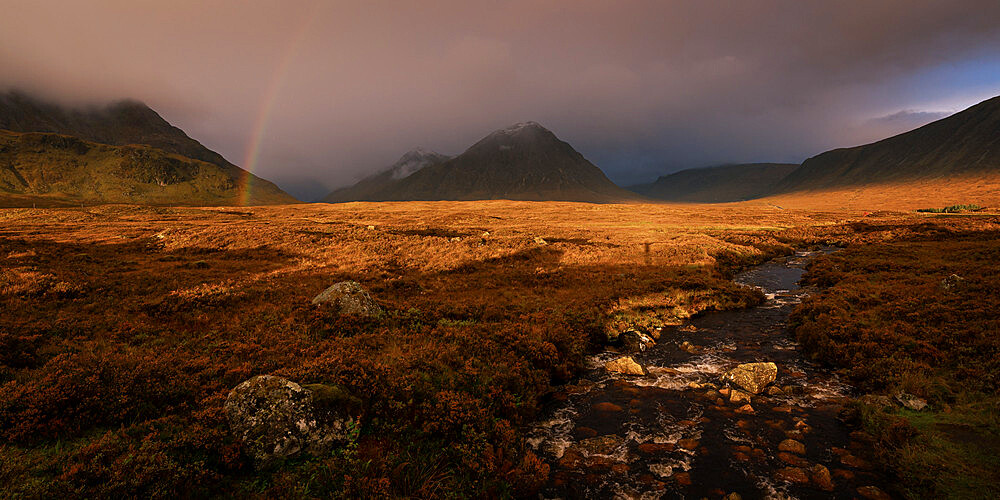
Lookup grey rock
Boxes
[620,330,655,353]
[312,280,382,316]
[894,392,928,411]
[858,394,894,409]
[940,273,965,290]
[224,375,361,463]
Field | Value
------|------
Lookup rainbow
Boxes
[236,5,318,205]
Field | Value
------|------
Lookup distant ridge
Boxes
[0,91,296,206]
[629,163,799,202]
[325,148,450,202]
[324,121,638,203]
[773,95,1000,193]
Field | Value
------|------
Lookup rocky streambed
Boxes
[527,249,894,499]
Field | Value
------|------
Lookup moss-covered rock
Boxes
[224,375,360,463]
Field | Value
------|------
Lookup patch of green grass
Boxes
[916,204,983,213]
[855,399,1000,499]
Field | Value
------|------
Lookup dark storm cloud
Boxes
[2,1,1000,198]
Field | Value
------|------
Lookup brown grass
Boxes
[0,200,997,497]
[0,201,823,497]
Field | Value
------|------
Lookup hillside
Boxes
[629,163,798,202]
[325,148,450,202]
[0,130,293,207]
[324,122,639,203]
[773,95,1000,193]
[0,91,296,205]
[0,91,234,168]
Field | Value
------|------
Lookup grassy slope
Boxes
[773,95,1000,193]
[784,215,1000,498]
[0,130,295,206]
[752,175,1000,211]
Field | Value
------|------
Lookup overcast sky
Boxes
[3,1,1000,200]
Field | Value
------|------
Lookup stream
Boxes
[527,248,892,499]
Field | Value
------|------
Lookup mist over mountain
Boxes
[629,163,799,203]
[324,122,638,203]
[0,91,296,206]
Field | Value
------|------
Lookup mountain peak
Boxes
[390,148,450,180]
[488,121,549,138]
[325,121,638,203]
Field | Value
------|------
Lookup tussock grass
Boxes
[0,201,801,498]
[788,217,1000,498]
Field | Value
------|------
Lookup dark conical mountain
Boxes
[0,91,296,206]
[324,122,637,203]
[773,95,1000,193]
[325,148,450,202]
[629,163,799,202]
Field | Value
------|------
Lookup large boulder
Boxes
[620,330,655,353]
[312,280,382,316]
[605,356,648,376]
[722,362,777,394]
[224,375,361,463]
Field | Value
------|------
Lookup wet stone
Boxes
[674,471,692,486]
[857,485,893,500]
[778,438,806,455]
[677,438,699,450]
[605,356,648,376]
[774,467,811,484]
[730,389,752,403]
[576,434,624,456]
[557,448,583,468]
[785,429,806,440]
[778,452,811,467]
[723,362,777,394]
[621,386,642,396]
[833,468,855,481]
[638,442,675,454]
[620,330,656,353]
[810,464,835,491]
[593,402,624,412]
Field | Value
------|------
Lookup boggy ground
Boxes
[0,201,996,498]
[786,214,1000,499]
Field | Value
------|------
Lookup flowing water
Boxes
[527,249,892,499]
